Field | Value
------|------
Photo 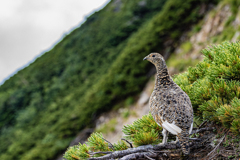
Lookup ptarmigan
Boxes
[143,53,193,155]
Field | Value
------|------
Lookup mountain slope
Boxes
[64,0,240,159]
[0,0,219,159]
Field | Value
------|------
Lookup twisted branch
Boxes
[88,127,215,160]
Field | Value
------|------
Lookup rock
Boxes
[138,92,149,105]
[232,31,240,42]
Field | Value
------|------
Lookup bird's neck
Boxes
[154,65,173,90]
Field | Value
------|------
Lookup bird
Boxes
[143,53,193,156]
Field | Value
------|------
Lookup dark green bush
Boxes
[174,41,240,133]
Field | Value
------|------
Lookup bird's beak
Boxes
[143,57,148,61]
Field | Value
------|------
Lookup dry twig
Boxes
[102,137,115,151]
[191,127,215,135]
[206,133,226,160]
[198,120,208,129]
[121,138,133,148]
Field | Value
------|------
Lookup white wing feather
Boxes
[157,118,193,135]
[189,122,193,134]
[162,120,182,135]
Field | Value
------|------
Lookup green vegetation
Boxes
[64,113,161,159]
[211,25,236,43]
[64,41,240,160]
[167,54,199,73]
[64,133,128,160]
[95,118,117,134]
[226,0,240,14]
[211,0,240,44]
[122,113,162,146]
[0,0,220,159]
[174,41,240,133]
[180,42,193,54]
[166,41,199,73]
[0,1,168,159]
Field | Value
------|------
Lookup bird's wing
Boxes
[161,119,182,135]
[156,89,193,135]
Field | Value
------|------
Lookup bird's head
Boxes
[143,53,166,68]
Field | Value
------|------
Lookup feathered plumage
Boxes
[144,53,193,155]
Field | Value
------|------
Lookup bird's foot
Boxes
[158,142,167,146]
[170,136,179,144]
[170,140,179,144]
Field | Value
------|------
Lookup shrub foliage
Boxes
[122,113,162,146]
[174,41,240,133]
[64,41,240,159]
[64,132,128,160]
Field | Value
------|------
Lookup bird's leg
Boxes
[159,128,168,145]
[170,136,179,144]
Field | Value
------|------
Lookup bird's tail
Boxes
[177,129,190,155]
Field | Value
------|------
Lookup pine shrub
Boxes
[174,41,240,134]
[63,133,128,159]
[122,113,162,146]
[64,143,90,160]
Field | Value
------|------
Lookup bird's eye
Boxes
[152,55,155,57]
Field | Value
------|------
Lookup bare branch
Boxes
[119,152,157,160]
[198,120,208,129]
[88,145,153,160]
[148,150,157,155]
[191,127,215,135]
[90,151,113,155]
[206,133,226,159]
[88,141,208,160]
[88,142,188,160]
[102,137,115,151]
[121,138,133,148]
[144,154,156,160]
[194,121,199,128]
[88,127,216,160]
[189,138,202,141]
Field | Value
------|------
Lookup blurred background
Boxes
[0,0,240,159]
[0,0,109,84]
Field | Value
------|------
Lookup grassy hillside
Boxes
[0,0,219,159]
